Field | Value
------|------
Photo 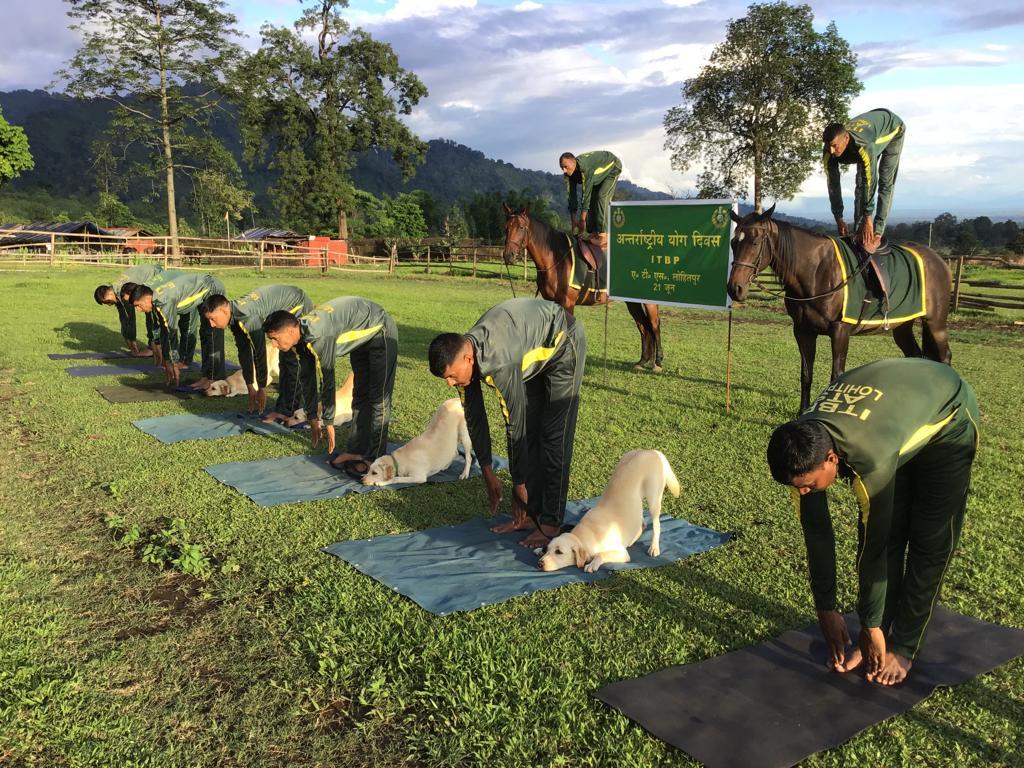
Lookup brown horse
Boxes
[502,205,664,370]
[726,206,952,410]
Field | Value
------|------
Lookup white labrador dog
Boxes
[362,398,473,486]
[205,342,281,397]
[291,371,354,426]
[538,449,679,573]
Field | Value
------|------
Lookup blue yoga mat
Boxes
[205,444,506,507]
[133,413,309,444]
[66,360,239,377]
[323,499,730,615]
[49,351,131,360]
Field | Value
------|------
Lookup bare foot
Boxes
[519,524,559,548]
[329,451,362,468]
[833,646,864,673]
[872,652,912,686]
[490,516,533,534]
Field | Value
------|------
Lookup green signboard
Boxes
[608,199,735,310]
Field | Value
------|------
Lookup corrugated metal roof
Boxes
[239,227,304,241]
[0,221,118,246]
[106,227,156,238]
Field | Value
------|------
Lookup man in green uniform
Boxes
[93,264,167,356]
[263,297,397,475]
[559,150,622,238]
[129,272,227,389]
[767,358,979,686]
[199,285,314,417]
[823,108,905,249]
[428,298,587,548]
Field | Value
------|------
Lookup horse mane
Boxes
[771,219,832,283]
[527,212,571,258]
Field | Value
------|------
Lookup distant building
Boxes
[0,221,117,252]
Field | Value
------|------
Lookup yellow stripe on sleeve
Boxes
[336,324,383,346]
[899,410,957,456]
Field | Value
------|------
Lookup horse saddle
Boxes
[842,235,892,306]
[573,236,603,273]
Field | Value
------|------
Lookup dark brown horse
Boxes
[726,206,952,410]
[502,205,664,370]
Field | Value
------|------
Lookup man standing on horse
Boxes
[823,108,905,250]
[767,358,979,686]
[428,298,587,548]
[560,150,622,243]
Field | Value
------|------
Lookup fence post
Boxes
[259,241,265,273]
[49,233,55,268]
[163,237,169,268]
[472,247,477,277]
[523,251,528,281]
[952,254,965,312]
[390,243,397,274]
[426,244,431,275]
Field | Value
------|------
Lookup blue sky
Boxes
[3,0,1022,221]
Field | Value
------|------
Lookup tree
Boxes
[58,0,243,255]
[664,2,861,210]
[97,191,136,227]
[0,107,34,188]
[192,168,255,236]
[236,0,428,237]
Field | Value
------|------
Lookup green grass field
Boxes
[1,265,1022,767]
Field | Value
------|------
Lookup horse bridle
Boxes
[505,215,531,262]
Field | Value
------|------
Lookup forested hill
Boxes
[0,89,670,211]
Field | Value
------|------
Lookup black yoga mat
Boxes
[595,606,1024,768]
[49,351,132,360]
[96,383,196,403]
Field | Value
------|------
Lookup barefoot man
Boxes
[767,358,979,686]
[199,285,313,417]
[428,298,587,548]
[129,273,226,389]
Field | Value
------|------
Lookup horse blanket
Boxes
[831,238,927,326]
[567,236,608,300]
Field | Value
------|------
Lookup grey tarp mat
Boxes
[67,360,239,377]
[96,383,196,403]
[49,351,132,360]
[133,413,310,443]
[323,498,731,615]
[594,606,1024,768]
[205,444,507,507]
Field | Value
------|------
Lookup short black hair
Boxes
[119,282,139,301]
[822,122,846,145]
[766,420,834,485]
[263,309,300,335]
[94,284,114,304]
[128,284,153,304]
[558,151,576,164]
[198,293,230,316]
[428,333,469,377]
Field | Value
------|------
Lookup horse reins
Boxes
[733,222,874,302]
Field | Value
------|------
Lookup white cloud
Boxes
[514,1,542,11]
[984,43,1010,51]
[663,0,705,7]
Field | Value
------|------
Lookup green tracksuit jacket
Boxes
[150,272,225,364]
[297,297,396,431]
[230,284,313,390]
[794,358,979,658]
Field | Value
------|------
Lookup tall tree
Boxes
[236,0,428,236]
[664,2,861,210]
[0,107,34,188]
[58,0,243,254]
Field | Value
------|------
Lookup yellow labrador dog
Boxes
[362,398,472,486]
[205,342,281,397]
[538,449,679,573]
[291,371,354,426]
